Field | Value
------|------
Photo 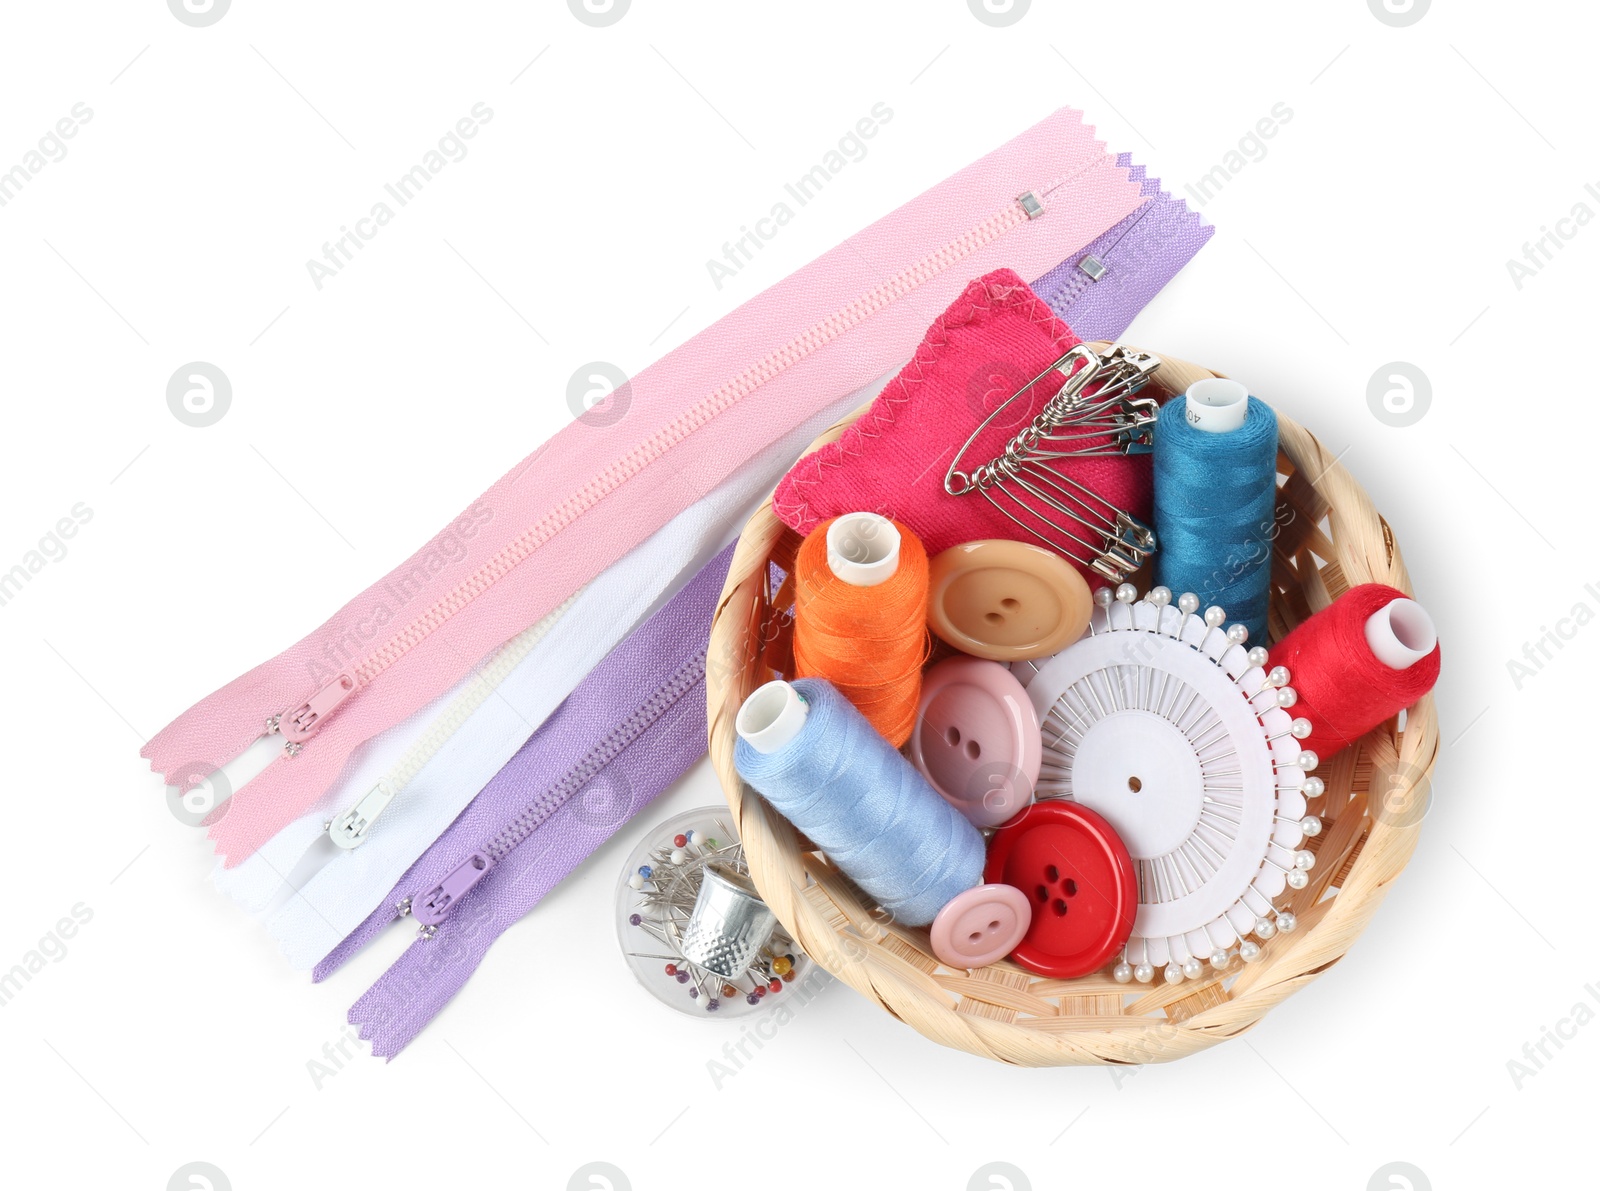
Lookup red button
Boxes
[983,800,1136,979]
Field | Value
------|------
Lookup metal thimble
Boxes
[679,863,777,979]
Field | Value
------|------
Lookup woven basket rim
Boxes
[705,342,1440,1066]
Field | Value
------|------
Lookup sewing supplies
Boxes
[1025,584,1318,983]
[618,806,814,1018]
[1267,583,1441,758]
[983,800,1137,979]
[943,342,1165,582]
[735,677,1032,969]
[772,272,1156,582]
[150,116,1240,1062]
[1151,378,1279,643]
[926,538,1093,661]
[710,321,1444,1064]
[792,513,929,747]
[907,656,1042,828]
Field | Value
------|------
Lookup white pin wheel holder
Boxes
[1021,584,1323,986]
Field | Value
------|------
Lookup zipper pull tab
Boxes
[279,671,358,745]
[413,852,496,928]
[328,781,398,850]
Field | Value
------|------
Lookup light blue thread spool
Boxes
[1152,379,1279,643]
[733,678,984,927]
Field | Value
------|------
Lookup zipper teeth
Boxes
[482,650,707,863]
[381,591,579,797]
[1051,267,1093,312]
[348,165,1109,690]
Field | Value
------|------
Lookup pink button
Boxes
[930,883,1032,969]
[908,656,1042,827]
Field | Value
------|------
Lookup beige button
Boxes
[926,540,1092,662]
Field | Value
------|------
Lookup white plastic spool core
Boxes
[825,512,901,587]
[736,680,809,754]
[1365,597,1437,670]
[1184,378,1250,434]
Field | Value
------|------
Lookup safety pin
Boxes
[945,344,1165,582]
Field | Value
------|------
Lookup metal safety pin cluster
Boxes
[944,344,1164,583]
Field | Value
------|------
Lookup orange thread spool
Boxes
[792,514,929,746]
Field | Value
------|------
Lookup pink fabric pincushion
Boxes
[771,269,1153,577]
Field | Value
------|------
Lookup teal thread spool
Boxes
[1152,379,1279,643]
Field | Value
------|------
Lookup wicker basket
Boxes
[706,344,1440,1066]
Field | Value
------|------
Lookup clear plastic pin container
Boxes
[614,805,821,1020]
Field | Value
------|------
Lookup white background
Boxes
[1,1,1593,1189]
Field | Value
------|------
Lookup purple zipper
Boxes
[1032,153,1213,342]
[406,651,707,931]
[347,683,707,1058]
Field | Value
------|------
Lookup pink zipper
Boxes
[297,187,1059,703]
[145,109,1147,866]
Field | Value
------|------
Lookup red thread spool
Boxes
[1267,583,1440,757]
[793,514,930,746]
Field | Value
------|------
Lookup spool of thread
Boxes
[1267,583,1441,755]
[734,678,984,927]
[1152,379,1279,643]
[792,513,929,747]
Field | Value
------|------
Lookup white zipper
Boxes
[324,591,579,849]
[328,780,399,850]
[210,596,577,914]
